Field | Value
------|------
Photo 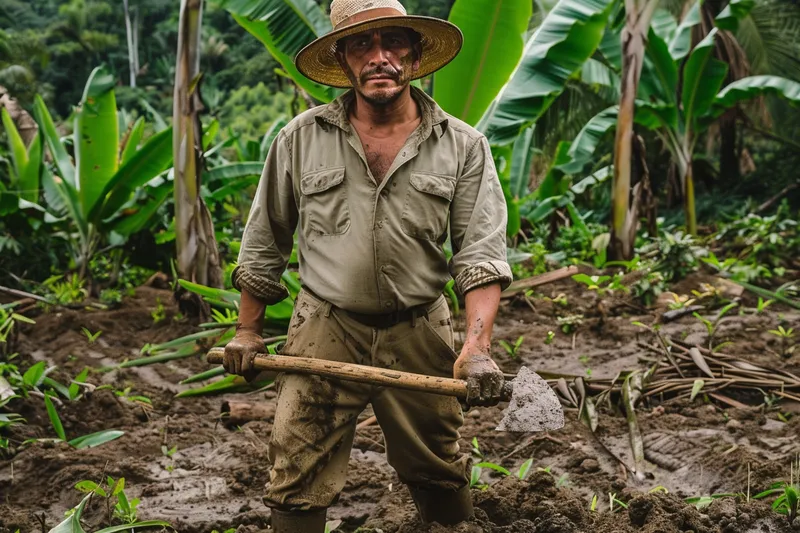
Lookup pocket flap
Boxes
[410,173,455,201]
[301,168,345,196]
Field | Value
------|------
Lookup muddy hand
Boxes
[223,329,265,382]
[453,350,504,407]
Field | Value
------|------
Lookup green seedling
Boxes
[0,307,35,351]
[114,387,152,407]
[151,298,167,324]
[81,328,102,344]
[499,336,524,358]
[590,494,599,512]
[325,520,343,533]
[544,331,555,345]
[609,492,628,512]
[471,437,483,459]
[756,298,773,314]
[667,294,696,310]
[557,314,583,334]
[753,456,799,523]
[517,458,534,480]
[68,477,169,531]
[693,302,738,351]
[470,465,487,490]
[162,444,178,472]
[768,326,795,358]
[41,393,124,449]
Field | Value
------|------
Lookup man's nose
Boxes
[366,34,389,66]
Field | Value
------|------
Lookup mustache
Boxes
[360,65,400,83]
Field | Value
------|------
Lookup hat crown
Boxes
[330,0,407,28]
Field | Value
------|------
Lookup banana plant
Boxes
[1,107,41,206]
[609,0,660,259]
[215,0,339,103]
[32,66,174,279]
[433,0,533,127]
[563,4,800,236]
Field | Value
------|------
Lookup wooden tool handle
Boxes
[207,347,510,400]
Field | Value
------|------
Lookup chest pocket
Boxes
[300,167,350,236]
[401,172,456,241]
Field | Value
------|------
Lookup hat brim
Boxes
[295,16,463,89]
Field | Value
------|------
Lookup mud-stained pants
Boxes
[263,289,470,511]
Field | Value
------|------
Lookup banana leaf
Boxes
[108,183,172,236]
[33,94,76,187]
[479,0,616,145]
[92,127,174,222]
[218,0,338,103]
[74,66,119,218]
[120,117,146,166]
[434,0,532,126]
[700,76,800,126]
[682,29,728,134]
[668,0,703,61]
[1,107,41,202]
[206,162,264,183]
[715,0,755,31]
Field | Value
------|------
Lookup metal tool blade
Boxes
[495,366,565,432]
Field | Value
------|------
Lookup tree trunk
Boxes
[173,0,223,318]
[123,0,137,88]
[684,158,697,235]
[609,0,658,260]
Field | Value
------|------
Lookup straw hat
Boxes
[295,0,463,88]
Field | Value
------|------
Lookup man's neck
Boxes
[350,87,419,130]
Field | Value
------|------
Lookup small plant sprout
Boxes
[471,437,483,459]
[325,520,343,533]
[517,458,534,480]
[81,327,102,344]
[609,492,628,512]
[768,326,795,358]
[756,297,773,314]
[590,494,598,512]
[666,293,696,310]
[557,314,584,334]
[544,331,555,345]
[499,336,524,358]
[162,444,178,472]
[693,302,738,351]
[151,298,167,324]
[752,455,799,523]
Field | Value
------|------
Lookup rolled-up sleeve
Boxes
[449,136,513,295]
[231,131,297,304]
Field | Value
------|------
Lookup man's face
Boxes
[335,27,421,105]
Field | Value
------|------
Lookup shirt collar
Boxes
[315,86,449,138]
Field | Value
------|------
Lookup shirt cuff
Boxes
[231,265,290,305]
[455,261,513,295]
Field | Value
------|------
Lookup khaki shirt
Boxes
[233,87,512,314]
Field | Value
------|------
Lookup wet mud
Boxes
[1,275,799,532]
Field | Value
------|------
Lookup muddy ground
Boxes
[1,275,799,532]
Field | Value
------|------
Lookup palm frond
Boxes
[736,0,800,80]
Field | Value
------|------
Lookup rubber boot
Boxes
[410,484,475,525]
[270,508,327,533]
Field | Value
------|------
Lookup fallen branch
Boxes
[0,285,52,304]
[501,266,581,299]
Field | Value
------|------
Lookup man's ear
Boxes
[412,42,422,72]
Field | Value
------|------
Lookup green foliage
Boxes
[218,83,295,139]
[498,336,524,358]
[641,229,706,282]
[62,476,172,532]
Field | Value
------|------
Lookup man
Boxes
[223,1,513,531]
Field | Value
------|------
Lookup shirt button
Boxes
[385,302,392,308]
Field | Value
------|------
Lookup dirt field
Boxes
[1,275,799,532]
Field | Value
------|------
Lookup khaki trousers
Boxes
[264,289,469,511]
